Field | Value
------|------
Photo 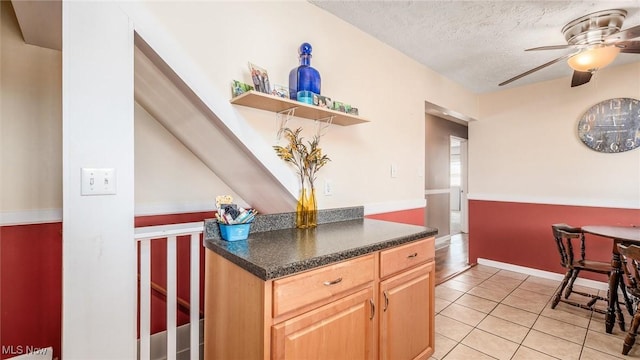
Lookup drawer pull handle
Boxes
[323,277,343,286]
[370,299,375,320]
[407,252,418,258]
[383,291,389,312]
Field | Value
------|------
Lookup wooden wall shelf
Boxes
[230,91,369,126]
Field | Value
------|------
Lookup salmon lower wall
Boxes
[469,200,640,282]
[0,223,62,360]
[365,207,425,227]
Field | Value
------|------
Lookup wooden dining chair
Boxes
[617,243,640,355]
[550,224,625,316]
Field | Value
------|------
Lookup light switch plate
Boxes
[81,168,116,196]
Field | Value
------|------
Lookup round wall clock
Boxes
[577,97,640,153]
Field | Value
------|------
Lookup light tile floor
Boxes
[432,265,640,360]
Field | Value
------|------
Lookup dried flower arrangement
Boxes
[273,127,330,228]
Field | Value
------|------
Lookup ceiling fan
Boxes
[499,9,640,88]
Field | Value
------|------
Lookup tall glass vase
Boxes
[306,187,317,228]
[295,186,317,229]
[296,187,309,229]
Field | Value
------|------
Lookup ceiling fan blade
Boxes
[571,71,592,87]
[525,44,586,51]
[499,53,574,86]
[606,25,640,41]
[618,40,640,53]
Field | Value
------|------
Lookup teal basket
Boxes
[218,223,251,241]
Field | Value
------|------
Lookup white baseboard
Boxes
[467,193,639,210]
[477,258,609,291]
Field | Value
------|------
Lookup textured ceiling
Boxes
[309,0,640,94]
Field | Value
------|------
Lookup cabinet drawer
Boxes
[380,238,434,278]
[273,254,375,318]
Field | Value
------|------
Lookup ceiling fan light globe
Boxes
[567,46,621,72]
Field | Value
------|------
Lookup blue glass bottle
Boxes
[289,43,321,102]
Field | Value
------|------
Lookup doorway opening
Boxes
[434,135,470,284]
[424,106,471,283]
[450,136,468,235]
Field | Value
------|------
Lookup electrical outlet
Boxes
[390,164,398,178]
[81,168,116,196]
[324,180,333,196]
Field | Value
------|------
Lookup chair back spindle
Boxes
[550,223,626,323]
[619,244,640,295]
[552,223,583,267]
[616,243,640,355]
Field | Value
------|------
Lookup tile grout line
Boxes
[437,270,589,359]
[437,271,544,359]
[436,267,636,360]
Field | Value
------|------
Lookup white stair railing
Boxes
[135,221,204,360]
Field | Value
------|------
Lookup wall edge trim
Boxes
[0,209,63,226]
[425,189,450,195]
[135,201,214,217]
[1,202,216,226]
[364,198,426,215]
[468,193,640,210]
[477,258,608,291]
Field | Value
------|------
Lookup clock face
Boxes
[577,98,640,153]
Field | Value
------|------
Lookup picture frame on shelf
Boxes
[231,80,254,98]
[332,101,351,113]
[313,94,333,109]
[248,62,271,94]
[271,84,289,98]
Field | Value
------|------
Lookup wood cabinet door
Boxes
[272,287,375,360]
[379,262,435,360]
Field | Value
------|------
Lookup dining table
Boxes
[582,225,640,334]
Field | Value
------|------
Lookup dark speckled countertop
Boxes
[203,207,437,280]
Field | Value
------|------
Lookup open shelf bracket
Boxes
[315,116,334,138]
[276,107,298,140]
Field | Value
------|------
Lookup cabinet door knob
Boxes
[323,277,343,286]
[383,291,389,311]
[407,252,418,258]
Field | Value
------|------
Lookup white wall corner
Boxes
[62,2,136,358]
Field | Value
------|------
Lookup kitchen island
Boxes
[203,207,438,360]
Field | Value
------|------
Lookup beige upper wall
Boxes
[2,0,478,216]
[0,0,243,216]
[134,104,247,214]
[1,0,62,212]
[4,0,637,215]
[471,62,640,208]
[134,0,479,210]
